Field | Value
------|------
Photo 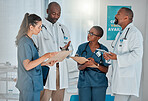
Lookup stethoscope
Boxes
[111,27,130,48]
[80,42,103,63]
[42,24,68,40]
[81,42,89,56]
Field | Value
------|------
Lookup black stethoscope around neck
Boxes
[80,42,103,64]
[111,27,130,48]
[81,42,89,56]
[81,42,100,57]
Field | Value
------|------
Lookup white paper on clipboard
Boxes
[46,50,72,63]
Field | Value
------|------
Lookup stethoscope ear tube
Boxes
[111,27,130,48]
[81,42,89,56]
[123,28,130,40]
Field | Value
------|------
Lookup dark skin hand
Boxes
[78,60,94,70]
[60,41,71,50]
[78,57,108,73]
[103,52,117,60]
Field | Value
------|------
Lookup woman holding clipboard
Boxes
[76,26,110,101]
[15,13,57,101]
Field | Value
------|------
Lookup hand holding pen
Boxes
[60,41,71,51]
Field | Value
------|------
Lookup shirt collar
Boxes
[120,23,133,34]
[43,18,59,26]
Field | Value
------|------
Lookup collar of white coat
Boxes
[43,18,60,28]
[114,23,133,47]
[121,23,133,32]
[42,18,65,51]
[41,18,61,39]
[119,23,133,36]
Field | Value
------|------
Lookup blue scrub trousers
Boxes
[19,90,40,101]
[79,87,107,101]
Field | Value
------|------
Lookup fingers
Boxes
[48,52,58,58]
[85,60,94,66]
[66,41,71,49]
[48,60,58,66]
[108,52,115,58]
[103,52,117,60]
[88,57,94,61]
[63,41,71,50]
[103,52,110,60]
[51,52,58,56]
[109,52,114,55]
[88,58,97,65]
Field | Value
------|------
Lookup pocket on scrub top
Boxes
[32,75,43,91]
[119,66,134,77]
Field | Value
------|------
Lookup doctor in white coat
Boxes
[33,2,73,101]
[103,7,143,101]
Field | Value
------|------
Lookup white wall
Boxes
[0,1,44,100]
[142,0,148,101]
[61,0,101,55]
[0,0,43,65]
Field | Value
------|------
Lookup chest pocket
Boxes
[43,34,54,47]
[42,30,55,52]
[117,39,128,54]
[121,40,128,53]
[43,31,53,41]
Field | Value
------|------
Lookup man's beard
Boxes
[48,18,58,24]
[114,17,118,25]
[51,18,58,24]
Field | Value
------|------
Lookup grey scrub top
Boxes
[16,35,43,92]
[76,42,110,88]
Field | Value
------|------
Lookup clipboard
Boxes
[71,56,98,68]
[71,57,88,64]
[46,50,72,63]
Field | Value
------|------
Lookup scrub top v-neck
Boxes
[76,42,110,88]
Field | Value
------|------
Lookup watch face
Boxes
[96,51,101,57]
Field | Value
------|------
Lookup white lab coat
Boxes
[33,18,73,90]
[111,23,143,97]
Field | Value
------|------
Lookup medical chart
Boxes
[46,50,72,63]
[71,57,98,68]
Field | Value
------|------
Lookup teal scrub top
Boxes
[16,35,43,92]
[76,42,110,88]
